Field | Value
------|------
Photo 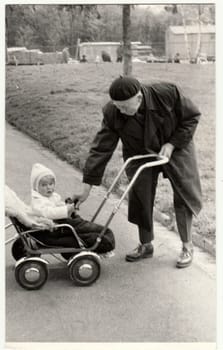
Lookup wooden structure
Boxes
[78,41,143,62]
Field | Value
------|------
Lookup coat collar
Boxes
[141,84,157,111]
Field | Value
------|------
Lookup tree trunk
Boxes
[122,5,132,76]
[5,6,11,64]
[195,5,202,62]
[70,6,76,57]
[5,19,9,64]
[180,5,191,62]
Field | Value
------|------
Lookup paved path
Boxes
[5,123,216,347]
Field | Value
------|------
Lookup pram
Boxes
[5,154,168,290]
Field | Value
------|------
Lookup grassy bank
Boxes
[6,62,215,243]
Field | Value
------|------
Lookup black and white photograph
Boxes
[2,1,222,349]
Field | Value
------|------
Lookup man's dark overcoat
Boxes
[83,82,202,228]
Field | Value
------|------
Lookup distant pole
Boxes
[75,38,81,60]
[122,5,132,76]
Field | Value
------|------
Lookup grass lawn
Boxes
[5,62,215,243]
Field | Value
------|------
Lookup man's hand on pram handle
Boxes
[65,203,76,217]
[159,142,175,160]
[72,183,92,209]
[64,197,77,215]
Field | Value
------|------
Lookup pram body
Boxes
[5,154,168,290]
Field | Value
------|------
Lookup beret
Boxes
[109,76,141,101]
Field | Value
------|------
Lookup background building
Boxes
[79,41,151,62]
[165,24,215,61]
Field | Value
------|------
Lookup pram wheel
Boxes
[15,258,48,290]
[68,252,101,286]
[12,238,26,261]
[12,237,41,260]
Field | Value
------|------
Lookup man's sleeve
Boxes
[83,117,119,185]
[169,85,201,149]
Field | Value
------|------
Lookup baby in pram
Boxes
[30,163,115,255]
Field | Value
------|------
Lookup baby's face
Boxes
[38,175,55,197]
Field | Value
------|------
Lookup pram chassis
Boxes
[6,153,168,289]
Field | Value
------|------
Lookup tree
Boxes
[165,4,215,61]
[5,5,14,62]
[6,5,62,51]
[6,4,213,61]
[193,4,215,61]
[6,5,28,47]
[6,4,101,54]
[57,5,100,55]
[96,5,122,41]
[122,5,132,76]
[164,4,191,60]
[194,5,202,61]
[179,5,191,61]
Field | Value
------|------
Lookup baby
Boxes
[31,163,115,253]
[31,163,75,220]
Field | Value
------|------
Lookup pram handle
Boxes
[91,153,169,223]
[88,153,169,252]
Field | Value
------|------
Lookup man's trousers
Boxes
[126,164,193,244]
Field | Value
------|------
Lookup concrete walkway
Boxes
[5,123,216,348]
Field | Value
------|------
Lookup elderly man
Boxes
[73,76,202,268]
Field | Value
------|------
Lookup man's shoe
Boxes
[176,246,193,268]
[125,243,154,262]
